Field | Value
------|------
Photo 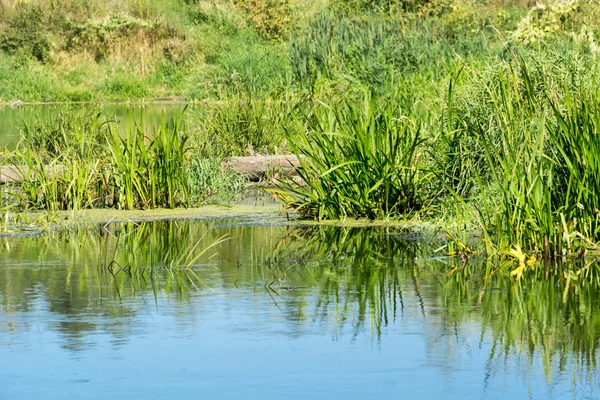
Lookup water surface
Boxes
[0,103,193,148]
[0,221,599,399]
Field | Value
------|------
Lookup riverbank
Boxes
[3,1,600,271]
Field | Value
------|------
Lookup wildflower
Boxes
[508,245,527,280]
[510,265,525,280]
[508,245,526,265]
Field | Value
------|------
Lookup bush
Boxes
[187,158,247,204]
[512,0,600,44]
[63,14,176,62]
[192,97,291,157]
[100,73,148,100]
[0,4,53,63]
[233,0,291,40]
[328,0,431,12]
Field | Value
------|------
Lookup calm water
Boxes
[0,220,599,399]
[0,103,194,148]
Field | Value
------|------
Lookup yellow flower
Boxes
[511,265,525,280]
[507,246,529,280]
[526,254,537,268]
[508,245,526,264]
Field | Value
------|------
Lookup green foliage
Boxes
[512,0,600,44]
[106,115,191,209]
[4,0,600,264]
[186,28,290,99]
[192,98,291,157]
[0,4,52,63]
[233,0,291,40]
[274,94,433,220]
[100,73,149,100]
[328,0,429,12]
[446,58,600,258]
[19,106,110,160]
[62,15,172,62]
[288,10,493,95]
[187,158,247,204]
[548,88,600,244]
[12,109,192,210]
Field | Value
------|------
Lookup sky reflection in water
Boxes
[0,220,598,399]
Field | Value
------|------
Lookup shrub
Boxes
[233,0,291,40]
[187,158,247,204]
[0,4,53,63]
[512,0,600,44]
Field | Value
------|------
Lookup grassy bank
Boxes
[0,0,306,102]
[0,0,555,103]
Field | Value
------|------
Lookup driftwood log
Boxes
[0,155,301,184]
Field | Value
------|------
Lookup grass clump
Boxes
[445,59,600,260]
[19,106,110,160]
[191,97,292,157]
[106,116,191,210]
[6,107,250,211]
[187,158,247,204]
[274,94,433,220]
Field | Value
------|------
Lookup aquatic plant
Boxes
[191,97,292,158]
[11,109,192,210]
[273,93,433,220]
[18,106,110,160]
[105,114,191,209]
[446,58,600,259]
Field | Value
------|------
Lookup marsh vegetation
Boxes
[4,2,600,397]
[2,0,600,273]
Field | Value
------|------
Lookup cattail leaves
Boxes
[274,92,433,220]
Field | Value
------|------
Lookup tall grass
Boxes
[274,93,433,220]
[12,110,193,210]
[106,115,191,209]
[549,90,600,246]
[449,58,600,259]
[18,106,110,160]
[191,97,292,157]
[187,157,247,205]
[274,54,600,262]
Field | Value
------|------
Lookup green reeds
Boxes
[186,157,247,205]
[274,93,433,220]
[13,148,102,210]
[548,89,600,245]
[463,62,559,256]
[12,109,193,211]
[191,97,291,158]
[19,106,110,160]
[106,114,191,209]
[449,58,600,259]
